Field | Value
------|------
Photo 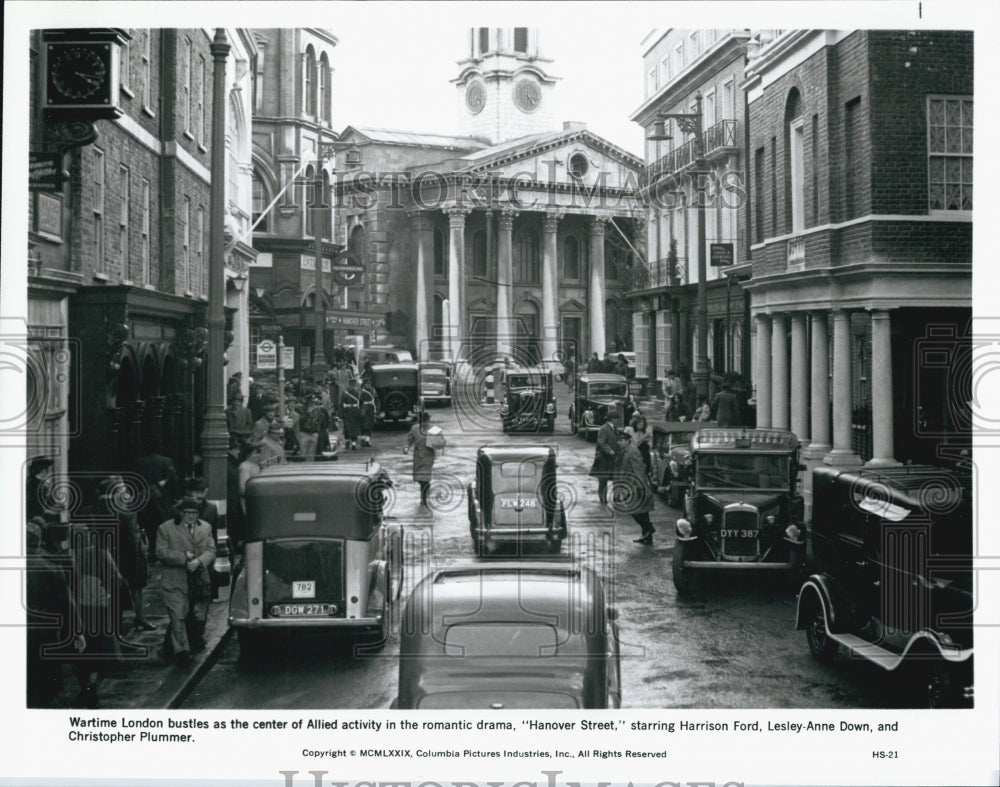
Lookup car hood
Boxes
[703,492,785,509]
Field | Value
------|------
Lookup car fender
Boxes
[795,574,849,633]
[228,565,249,623]
[366,559,388,618]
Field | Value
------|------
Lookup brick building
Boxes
[27,28,256,483]
[743,30,972,507]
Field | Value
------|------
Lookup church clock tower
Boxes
[454,27,559,144]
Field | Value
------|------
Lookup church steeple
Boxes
[453,27,559,144]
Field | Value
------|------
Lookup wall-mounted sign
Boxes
[326,311,386,330]
[281,346,295,370]
[332,252,365,286]
[256,339,277,369]
[35,193,63,238]
[30,152,65,192]
[710,243,734,267]
[300,255,332,273]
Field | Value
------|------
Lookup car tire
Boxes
[804,607,839,663]
[671,540,692,595]
[383,391,408,417]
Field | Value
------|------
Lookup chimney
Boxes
[563,121,586,132]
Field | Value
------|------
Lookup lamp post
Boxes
[311,141,340,381]
[647,92,708,401]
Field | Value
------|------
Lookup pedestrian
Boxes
[259,421,288,468]
[614,430,657,544]
[134,438,180,560]
[341,378,363,450]
[184,477,219,538]
[694,396,712,422]
[225,391,253,446]
[665,393,690,422]
[98,476,155,634]
[563,355,576,390]
[711,383,741,427]
[226,435,245,553]
[404,411,439,510]
[615,354,629,378]
[586,352,600,373]
[250,399,279,443]
[589,405,620,506]
[359,379,377,448]
[238,441,264,516]
[626,413,652,477]
[247,383,268,423]
[156,498,216,667]
[297,392,325,460]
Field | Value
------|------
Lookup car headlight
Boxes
[766,515,776,526]
[703,513,714,526]
[583,410,595,425]
[785,524,802,541]
[500,402,509,414]
[676,518,693,538]
[545,402,555,414]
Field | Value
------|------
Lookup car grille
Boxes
[263,539,346,616]
[722,509,759,557]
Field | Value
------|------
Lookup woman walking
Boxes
[405,411,438,511]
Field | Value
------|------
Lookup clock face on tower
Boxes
[465,82,486,115]
[47,43,113,106]
[513,79,541,113]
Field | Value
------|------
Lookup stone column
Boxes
[496,209,517,356]
[790,312,809,442]
[588,217,608,357]
[541,211,562,368]
[771,312,789,430]
[826,310,863,467]
[409,211,434,361]
[867,309,900,466]
[804,311,831,456]
[755,314,772,428]
[446,207,470,362]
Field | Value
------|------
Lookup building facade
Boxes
[630,29,752,396]
[743,30,972,508]
[27,27,255,483]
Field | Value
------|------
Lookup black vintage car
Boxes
[672,428,806,593]
[468,445,567,555]
[568,373,629,441]
[370,363,420,425]
[395,562,621,709]
[418,360,453,406]
[650,420,707,507]
[500,367,556,433]
[796,465,973,708]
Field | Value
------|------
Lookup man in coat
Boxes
[711,383,741,428]
[156,498,216,666]
[590,405,620,506]
[615,430,657,544]
[405,411,437,510]
[135,439,180,559]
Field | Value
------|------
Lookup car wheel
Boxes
[671,540,692,595]
[384,391,407,416]
[805,607,839,663]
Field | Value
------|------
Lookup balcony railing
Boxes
[625,256,689,291]
[642,119,739,189]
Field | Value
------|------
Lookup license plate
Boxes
[270,603,336,617]
[721,529,758,540]
[292,580,315,598]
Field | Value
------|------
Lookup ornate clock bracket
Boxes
[45,119,100,155]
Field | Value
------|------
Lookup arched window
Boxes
[472,230,487,278]
[784,89,803,235]
[513,227,539,283]
[563,235,580,280]
[303,45,316,115]
[433,226,447,279]
[303,165,315,236]
[318,53,330,122]
[322,170,332,239]
[252,175,270,233]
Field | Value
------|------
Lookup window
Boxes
[563,235,580,281]
[479,27,490,56]
[433,226,446,279]
[254,49,265,113]
[119,29,131,93]
[633,312,648,378]
[811,114,819,225]
[322,170,332,239]
[844,97,861,219]
[93,148,105,273]
[754,147,764,243]
[770,137,777,233]
[673,42,684,75]
[655,310,672,379]
[182,196,191,292]
[472,229,487,278]
[249,324,260,367]
[689,30,699,59]
[303,45,316,115]
[182,36,192,135]
[568,153,589,178]
[513,28,528,53]
[319,53,330,122]
[789,116,804,232]
[199,208,206,296]
[253,176,271,233]
[119,166,129,278]
[303,165,315,236]
[722,78,735,120]
[703,88,716,130]
[141,29,152,109]
[660,55,671,86]
[141,179,150,285]
[928,96,973,211]
[513,228,539,283]
[197,55,206,145]
[605,225,630,282]
[646,67,657,97]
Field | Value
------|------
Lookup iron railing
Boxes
[625,256,689,291]
[642,119,739,189]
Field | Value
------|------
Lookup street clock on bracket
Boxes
[43,29,129,117]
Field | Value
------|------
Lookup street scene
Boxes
[21,24,974,715]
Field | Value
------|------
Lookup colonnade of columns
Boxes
[410,208,613,365]
[753,308,898,469]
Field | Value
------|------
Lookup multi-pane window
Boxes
[928,96,973,211]
[479,28,490,55]
[249,325,260,367]
[119,166,129,279]
[182,36,192,135]
[318,54,328,123]
[93,149,105,272]
[198,207,206,296]
[119,29,131,93]
[655,310,672,379]
[513,28,528,53]
[303,46,315,114]
[513,228,539,283]
[141,179,150,284]
[673,42,684,75]
[563,235,580,280]
[304,165,315,236]
[182,196,191,292]
[197,55,206,145]
[141,30,152,108]
[253,176,270,233]
[322,171,332,239]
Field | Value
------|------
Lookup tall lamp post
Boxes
[648,92,708,401]
[311,141,340,381]
[203,29,231,587]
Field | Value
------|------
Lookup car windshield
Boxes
[422,368,447,378]
[492,460,541,492]
[695,452,789,489]
[444,624,561,657]
[508,374,547,388]
[588,382,627,397]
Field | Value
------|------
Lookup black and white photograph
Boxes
[2,2,998,786]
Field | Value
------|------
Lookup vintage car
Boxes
[394,562,621,709]
[364,345,413,365]
[568,373,629,441]
[499,366,556,433]
[418,360,453,407]
[228,461,402,657]
[672,428,806,593]
[468,445,567,555]
[370,363,420,424]
[650,420,707,507]
[796,465,973,707]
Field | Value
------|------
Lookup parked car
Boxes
[363,345,413,365]
[468,444,567,555]
[672,428,806,594]
[500,366,556,433]
[418,360,453,407]
[796,465,973,708]
[228,461,403,658]
[568,373,629,441]
[394,562,621,709]
[650,420,705,507]
[370,363,420,425]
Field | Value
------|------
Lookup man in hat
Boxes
[250,398,280,443]
[135,438,180,559]
[184,477,220,542]
[259,421,288,468]
[615,430,656,544]
[589,406,620,506]
[225,391,253,446]
[156,497,216,666]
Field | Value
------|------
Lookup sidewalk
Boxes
[49,560,232,710]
